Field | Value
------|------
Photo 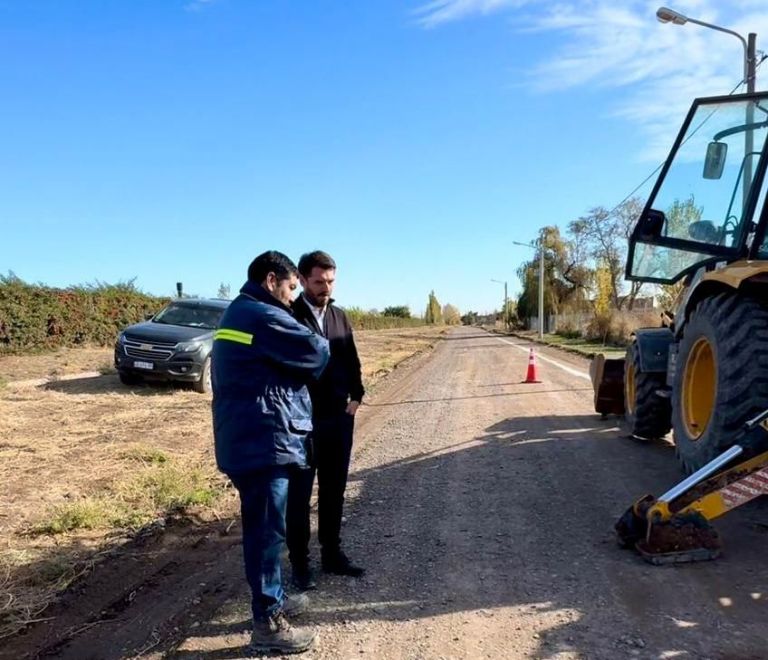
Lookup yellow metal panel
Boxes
[682,492,730,521]
[700,260,768,288]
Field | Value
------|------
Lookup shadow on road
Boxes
[11,414,768,659]
[175,413,768,659]
[366,388,594,407]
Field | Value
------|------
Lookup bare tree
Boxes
[568,197,645,310]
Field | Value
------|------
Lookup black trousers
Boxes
[287,411,354,565]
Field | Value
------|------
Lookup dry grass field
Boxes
[0,326,445,640]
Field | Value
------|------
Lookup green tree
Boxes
[425,291,442,324]
[516,226,591,324]
[383,305,411,318]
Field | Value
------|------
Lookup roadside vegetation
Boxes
[511,329,627,359]
[512,196,697,345]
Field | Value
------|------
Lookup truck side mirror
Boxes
[703,141,727,179]
[636,209,666,241]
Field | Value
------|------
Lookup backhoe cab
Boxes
[591,92,768,562]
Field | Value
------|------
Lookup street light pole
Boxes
[512,240,545,339]
[490,279,509,330]
[656,7,758,203]
[538,247,544,339]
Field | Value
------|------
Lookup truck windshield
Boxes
[629,94,768,283]
[153,303,224,329]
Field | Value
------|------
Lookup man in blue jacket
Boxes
[212,250,329,655]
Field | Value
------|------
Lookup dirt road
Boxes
[14,327,768,659]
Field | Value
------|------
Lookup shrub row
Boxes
[0,276,168,354]
[343,307,426,330]
[0,275,427,354]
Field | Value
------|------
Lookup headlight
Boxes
[176,340,204,353]
[117,333,127,345]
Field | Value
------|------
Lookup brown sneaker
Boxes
[250,611,316,655]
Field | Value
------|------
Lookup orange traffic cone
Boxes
[523,347,541,383]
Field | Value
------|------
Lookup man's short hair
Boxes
[247,251,298,284]
[298,250,337,277]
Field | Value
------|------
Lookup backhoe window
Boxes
[629,95,768,283]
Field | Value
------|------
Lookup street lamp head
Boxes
[656,6,688,25]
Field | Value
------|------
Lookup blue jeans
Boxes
[230,467,290,620]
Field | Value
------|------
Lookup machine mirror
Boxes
[636,209,666,241]
[703,141,727,179]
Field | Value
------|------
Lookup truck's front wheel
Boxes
[192,357,212,394]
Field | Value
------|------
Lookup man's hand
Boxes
[345,400,360,416]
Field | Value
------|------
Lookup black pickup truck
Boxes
[114,298,230,393]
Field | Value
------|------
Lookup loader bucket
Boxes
[635,512,722,565]
[616,498,722,565]
[590,353,625,416]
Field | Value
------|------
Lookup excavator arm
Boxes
[616,407,768,564]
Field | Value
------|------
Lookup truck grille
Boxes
[123,338,176,361]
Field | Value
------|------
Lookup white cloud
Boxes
[413,0,532,28]
[415,0,768,161]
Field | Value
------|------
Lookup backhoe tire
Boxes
[622,340,671,440]
[672,291,768,473]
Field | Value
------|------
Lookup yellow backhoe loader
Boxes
[591,91,768,561]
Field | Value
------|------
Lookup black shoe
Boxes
[291,564,317,591]
[321,550,365,577]
[250,611,316,654]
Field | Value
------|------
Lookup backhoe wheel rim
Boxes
[682,337,716,440]
[626,362,636,416]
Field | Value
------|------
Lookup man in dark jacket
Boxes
[287,250,365,590]
[212,250,329,655]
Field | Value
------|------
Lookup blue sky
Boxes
[2,1,766,315]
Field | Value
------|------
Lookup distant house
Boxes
[623,295,657,311]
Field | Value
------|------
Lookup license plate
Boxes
[133,361,154,370]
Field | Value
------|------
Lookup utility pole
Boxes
[504,281,509,329]
[538,246,545,338]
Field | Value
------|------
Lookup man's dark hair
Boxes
[247,251,298,284]
[298,250,337,278]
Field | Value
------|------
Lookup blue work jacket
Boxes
[211,281,330,475]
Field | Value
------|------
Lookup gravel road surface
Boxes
[27,327,768,659]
